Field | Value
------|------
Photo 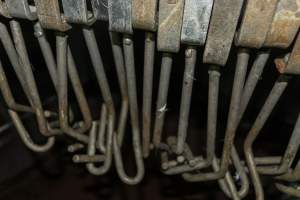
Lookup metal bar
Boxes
[113,35,144,185]
[10,20,62,136]
[142,32,155,157]
[153,53,173,148]
[203,0,243,65]
[33,0,71,31]
[176,47,197,155]
[61,0,95,25]
[5,0,37,20]
[182,49,249,182]
[132,0,158,31]
[108,0,132,34]
[157,0,185,53]
[91,0,108,21]
[244,75,290,200]
[275,183,300,198]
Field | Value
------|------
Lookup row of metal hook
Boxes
[0,0,300,199]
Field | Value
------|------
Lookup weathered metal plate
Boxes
[61,0,95,24]
[108,0,132,34]
[275,33,300,75]
[33,0,71,31]
[6,0,37,20]
[264,0,300,49]
[181,0,213,46]
[0,1,11,18]
[132,0,158,31]
[157,0,185,53]
[203,0,243,66]
[235,0,279,48]
[91,0,108,21]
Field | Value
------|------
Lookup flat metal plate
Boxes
[108,0,132,34]
[275,33,300,75]
[181,0,213,45]
[34,0,71,31]
[132,0,158,31]
[0,1,11,18]
[235,0,279,48]
[62,0,95,24]
[91,0,108,21]
[6,0,37,20]
[264,0,300,49]
[203,0,243,66]
[157,0,185,53]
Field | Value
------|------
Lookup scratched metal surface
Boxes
[181,0,213,46]
[6,0,37,20]
[61,0,94,24]
[235,0,279,48]
[264,0,300,49]
[132,0,158,31]
[108,0,132,34]
[203,0,243,66]
[157,0,185,53]
[91,0,108,21]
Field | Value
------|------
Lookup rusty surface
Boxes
[157,0,185,53]
[235,0,279,48]
[203,0,243,65]
[33,0,71,31]
[132,0,158,31]
[275,33,300,74]
[264,0,300,48]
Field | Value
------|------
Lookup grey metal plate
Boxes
[91,0,109,21]
[6,0,37,20]
[108,0,133,34]
[203,0,243,66]
[157,0,185,53]
[181,0,213,46]
[62,0,95,24]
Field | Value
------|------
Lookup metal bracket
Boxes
[33,0,71,32]
[5,0,37,20]
[132,0,158,31]
[275,33,300,75]
[91,0,108,21]
[157,0,185,53]
[181,0,213,46]
[203,0,243,66]
[264,0,300,49]
[61,0,96,25]
[108,0,132,34]
[0,1,11,18]
[235,0,279,48]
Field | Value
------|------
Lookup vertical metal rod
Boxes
[142,32,155,158]
[182,49,249,181]
[112,34,144,185]
[176,46,197,156]
[109,31,128,147]
[153,53,173,148]
[244,76,289,200]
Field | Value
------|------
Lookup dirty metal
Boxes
[91,0,108,21]
[61,0,96,25]
[157,0,185,52]
[235,0,279,48]
[0,0,11,18]
[275,33,300,75]
[108,0,132,34]
[33,0,71,31]
[203,0,243,65]
[244,76,290,200]
[5,0,37,20]
[181,0,213,45]
[132,0,158,31]
[264,0,300,48]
